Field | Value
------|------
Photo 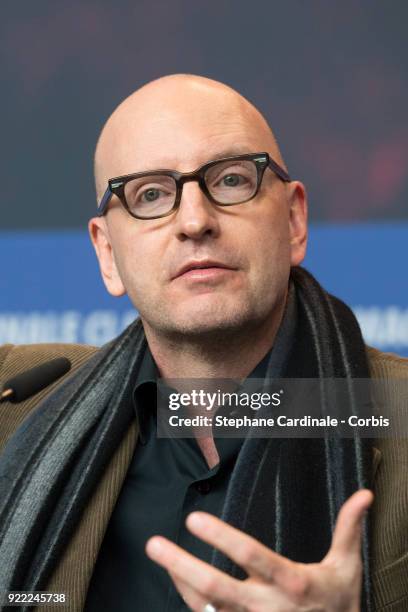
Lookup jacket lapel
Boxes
[42,422,139,612]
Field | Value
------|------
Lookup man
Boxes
[0,74,407,612]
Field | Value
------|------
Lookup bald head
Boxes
[94,74,286,202]
[89,73,307,359]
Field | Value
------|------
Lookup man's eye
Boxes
[221,174,246,187]
[140,188,162,202]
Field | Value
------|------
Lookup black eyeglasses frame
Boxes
[96,152,291,220]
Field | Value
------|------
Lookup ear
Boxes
[288,181,308,266]
[88,216,126,297]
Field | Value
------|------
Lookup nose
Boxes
[174,180,221,242]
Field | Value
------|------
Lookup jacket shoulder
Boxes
[0,343,98,453]
[0,342,98,383]
[366,345,408,378]
[366,345,408,608]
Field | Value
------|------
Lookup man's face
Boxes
[90,84,307,340]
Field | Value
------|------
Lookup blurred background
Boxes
[1,0,407,353]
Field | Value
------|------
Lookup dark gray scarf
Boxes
[0,267,373,611]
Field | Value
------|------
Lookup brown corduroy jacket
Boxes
[0,342,408,611]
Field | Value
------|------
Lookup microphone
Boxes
[0,357,72,403]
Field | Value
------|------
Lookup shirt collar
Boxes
[134,342,159,389]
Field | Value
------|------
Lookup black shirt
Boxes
[84,347,272,612]
[85,286,297,612]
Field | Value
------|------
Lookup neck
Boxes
[142,296,287,380]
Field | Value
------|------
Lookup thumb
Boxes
[325,489,374,563]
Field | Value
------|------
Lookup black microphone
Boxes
[0,357,72,403]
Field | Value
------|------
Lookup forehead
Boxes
[101,96,275,178]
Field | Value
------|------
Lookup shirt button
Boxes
[195,480,211,494]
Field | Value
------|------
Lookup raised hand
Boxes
[146,489,373,612]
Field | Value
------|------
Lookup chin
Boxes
[159,304,257,337]
[141,290,277,339]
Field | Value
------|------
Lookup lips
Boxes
[172,260,234,280]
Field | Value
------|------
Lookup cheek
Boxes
[111,227,164,298]
[249,210,291,276]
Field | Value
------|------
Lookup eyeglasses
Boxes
[97,152,291,220]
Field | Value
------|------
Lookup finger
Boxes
[326,489,374,562]
[186,511,296,584]
[169,570,209,612]
[145,535,246,605]
[171,569,311,612]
